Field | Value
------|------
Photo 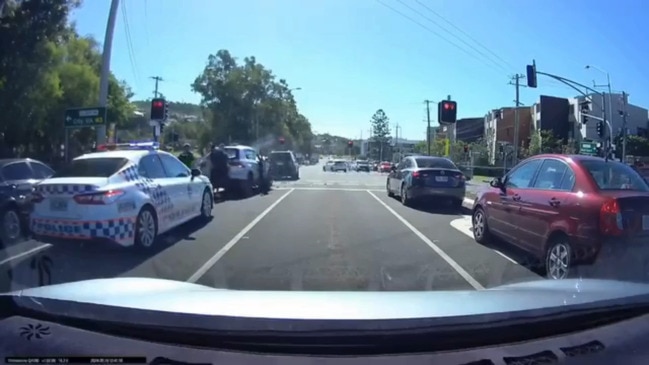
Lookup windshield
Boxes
[416,158,457,169]
[5,0,649,349]
[52,158,129,178]
[581,160,649,191]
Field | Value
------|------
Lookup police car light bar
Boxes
[97,142,160,151]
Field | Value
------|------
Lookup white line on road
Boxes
[0,243,51,266]
[449,216,517,264]
[187,188,296,283]
[366,190,485,290]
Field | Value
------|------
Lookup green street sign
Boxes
[580,141,597,156]
[64,107,107,128]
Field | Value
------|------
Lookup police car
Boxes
[30,142,213,249]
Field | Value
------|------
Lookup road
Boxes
[0,163,543,293]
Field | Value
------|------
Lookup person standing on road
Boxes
[210,143,230,199]
[178,143,195,169]
[257,154,270,195]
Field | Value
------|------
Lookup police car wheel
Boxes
[1,208,22,244]
[200,188,213,218]
[135,207,157,249]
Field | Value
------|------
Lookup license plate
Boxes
[435,176,448,182]
[50,199,68,211]
[643,215,649,230]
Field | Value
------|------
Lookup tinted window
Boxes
[1,162,32,180]
[415,158,457,169]
[159,154,190,178]
[334,161,346,166]
[271,152,293,162]
[581,160,649,192]
[138,155,166,179]
[224,148,239,159]
[53,158,129,178]
[506,159,543,188]
[31,162,54,179]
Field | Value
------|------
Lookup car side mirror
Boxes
[191,168,201,177]
[489,177,505,191]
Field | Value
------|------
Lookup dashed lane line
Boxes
[366,190,484,290]
[187,188,296,283]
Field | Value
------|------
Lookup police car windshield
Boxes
[53,158,130,178]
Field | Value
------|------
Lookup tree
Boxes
[191,50,313,154]
[0,0,135,163]
[369,109,391,160]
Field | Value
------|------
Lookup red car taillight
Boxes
[73,190,124,205]
[600,198,624,236]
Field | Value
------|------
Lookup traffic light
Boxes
[438,100,457,124]
[279,137,285,144]
[526,64,537,88]
[463,145,469,153]
[348,140,353,147]
[580,100,591,124]
[150,98,167,120]
[597,121,605,138]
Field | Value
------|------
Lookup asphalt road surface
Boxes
[0,162,544,293]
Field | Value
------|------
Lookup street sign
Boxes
[580,141,598,156]
[64,107,107,128]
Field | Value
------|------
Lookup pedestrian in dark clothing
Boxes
[257,154,270,195]
[210,143,230,199]
[178,143,195,168]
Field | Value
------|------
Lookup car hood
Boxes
[5,278,649,320]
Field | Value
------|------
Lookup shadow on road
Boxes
[406,199,468,216]
[0,216,213,292]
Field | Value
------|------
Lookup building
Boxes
[571,93,649,141]
[484,107,533,164]
[391,138,420,161]
[456,118,485,143]
[531,95,573,142]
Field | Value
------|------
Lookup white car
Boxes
[30,142,213,250]
[328,160,348,172]
[198,144,263,195]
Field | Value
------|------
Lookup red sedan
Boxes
[471,154,649,280]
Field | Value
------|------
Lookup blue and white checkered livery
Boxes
[31,142,213,249]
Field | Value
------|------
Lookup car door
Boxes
[521,158,576,256]
[243,149,259,182]
[489,159,543,245]
[137,154,177,232]
[159,153,194,224]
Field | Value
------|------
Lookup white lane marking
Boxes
[187,188,295,283]
[0,243,52,266]
[274,187,383,192]
[366,190,484,290]
[449,216,517,264]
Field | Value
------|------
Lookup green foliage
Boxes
[0,0,134,162]
[190,50,313,154]
[369,109,391,142]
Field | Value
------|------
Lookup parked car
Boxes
[0,158,54,245]
[471,154,649,280]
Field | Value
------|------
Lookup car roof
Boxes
[74,149,169,162]
[225,145,254,150]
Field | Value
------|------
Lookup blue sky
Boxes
[71,0,649,140]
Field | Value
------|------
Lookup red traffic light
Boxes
[153,101,164,108]
[279,137,285,144]
[348,141,353,146]
[444,102,455,110]
[463,145,469,152]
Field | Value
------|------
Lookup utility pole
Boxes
[97,0,121,145]
[151,76,164,97]
[425,100,432,155]
[622,92,628,162]
[509,74,526,165]
[395,123,401,161]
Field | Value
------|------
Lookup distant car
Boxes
[30,142,213,250]
[330,160,348,172]
[356,160,370,172]
[387,156,466,208]
[269,151,299,180]
[323,161,334,171]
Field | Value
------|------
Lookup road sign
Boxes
[580,141,597,156]
[64,107,107,128]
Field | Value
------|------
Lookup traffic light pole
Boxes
[622,91,628,162]
[97,0,120,146]
[425,100,432,155]
[510,74,525,165]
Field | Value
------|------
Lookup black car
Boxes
[268,151,299,180]
[0,158,54,246]
[356,160,371,172]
